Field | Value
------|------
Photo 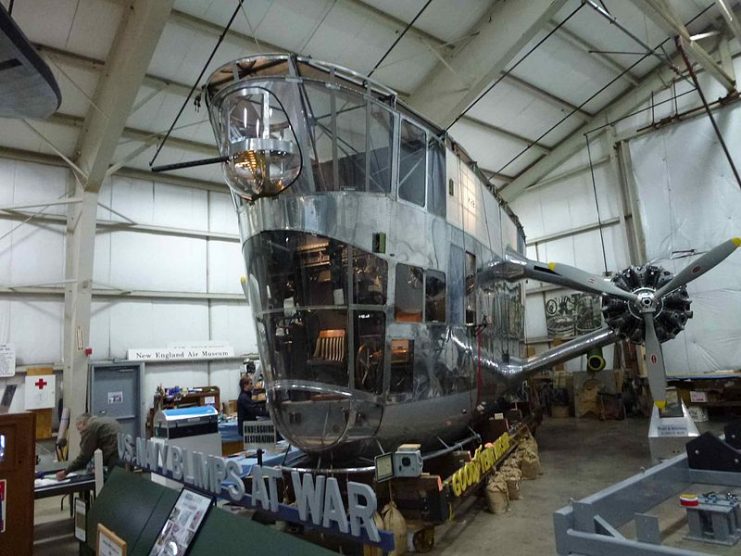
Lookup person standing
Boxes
[237,375,268,434]
[56,413,121,480]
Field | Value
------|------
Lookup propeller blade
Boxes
[643,313,667,408]
[547,262,638,302]
[655,237,741,298]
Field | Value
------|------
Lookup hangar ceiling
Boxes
[0,0,737,201]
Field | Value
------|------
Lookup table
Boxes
[34,473,96,500]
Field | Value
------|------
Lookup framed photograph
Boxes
[148,488,213,556]
[97,523,127,556]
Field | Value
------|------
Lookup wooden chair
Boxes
[308,329,346,366]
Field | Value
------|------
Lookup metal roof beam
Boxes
[715,0,741,46]
[74,1,174,189]
[632,0,735,91]
[406,0,569,129]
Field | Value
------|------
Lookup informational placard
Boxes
[0,479,6,533]
[97,523,126,556]
[107,391,124,404]
[148,488,212,556]
[24,374,55,409]
[0,344,15,377]
[74,497,87,541]
[243,420,277,451]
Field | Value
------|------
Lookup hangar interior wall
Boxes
[514,54,741,376]
[0,160,256,413]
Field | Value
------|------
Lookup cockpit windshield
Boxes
[207,57,395,201]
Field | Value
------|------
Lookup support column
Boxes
[62,0,173,457]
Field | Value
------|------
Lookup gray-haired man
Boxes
[56,413,121,480]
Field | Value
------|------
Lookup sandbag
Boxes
[501,466,522,500]
[364,512,386,556]
[382,501,407,555]
[520,433,539,456]
[520,447,541,480]
[485,474,509,515]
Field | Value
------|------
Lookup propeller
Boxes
[642,313,666,407]
[541,238,740,409]
[655,238,741,298]
[546,262,638,302]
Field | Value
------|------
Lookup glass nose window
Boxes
[220,87,302,200]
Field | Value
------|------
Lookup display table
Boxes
[34,473,96,500]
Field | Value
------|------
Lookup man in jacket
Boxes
[56,413,121,480]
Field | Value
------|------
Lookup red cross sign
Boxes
[35,378,48,389]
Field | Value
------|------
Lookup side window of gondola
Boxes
[465,251,477,325]
[395,263,423,322]
[390,339,414,395]
[368,103,393,193]
[425,270,446,322]
[427,136,446,218]
[353,249,388,305]
[354,311,385,394]
[398,120,426,207]
[448,245,464,325]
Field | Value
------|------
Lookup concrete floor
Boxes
[429,416,654,555]
[34,416,660,555]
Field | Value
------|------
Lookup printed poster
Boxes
[149,489,212,556]
[0,344,15,377]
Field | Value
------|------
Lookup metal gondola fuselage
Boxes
[204,55,581,461]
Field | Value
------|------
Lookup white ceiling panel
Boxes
[42,59,99,118]
[2,0,122,60]
[355,0,491,44]
[464,79,584,148]
[0,118,79,158]
[449,119,545,177]
[126,85,216,146]
[148,19,259,88]
[508,32,621,108]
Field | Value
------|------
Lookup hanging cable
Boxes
[446,2,584,131]
[8,0,14,16]
[675,37,741,190]
[367,0,434,78]
[494,2,715,181]
[149,0,244,168]
[585,134,609,274]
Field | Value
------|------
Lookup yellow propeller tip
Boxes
[548,262,557,271]
[732,237,741,247]
[655,400,667,409]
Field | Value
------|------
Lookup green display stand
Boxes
[83,468,333,555]
[189,507,332,555]
[83,468,179,555]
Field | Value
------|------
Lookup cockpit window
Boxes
[302,84,392,193]
[398,119,426,207]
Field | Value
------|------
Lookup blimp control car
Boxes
[204,54,627,461]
